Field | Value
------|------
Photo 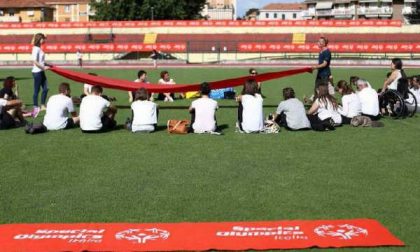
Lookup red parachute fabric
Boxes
[49,66,312,93]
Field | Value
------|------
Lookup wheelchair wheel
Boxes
[405,90,418,118]
[383,90,406,119]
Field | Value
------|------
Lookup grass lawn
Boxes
[0,66,419,251]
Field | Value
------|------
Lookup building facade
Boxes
[0,0,54,22]
[45,0,91,22]
[258,3,306,20]
[0,0,91,22]
[302,0,418,22]
[202,0,237,20]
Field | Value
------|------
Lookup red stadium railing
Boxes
[0,43,187,53]
[238,43,420,53]
[1,42,419,54]
[0,19,402,29]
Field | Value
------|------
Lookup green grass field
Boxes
[1,66,419,251]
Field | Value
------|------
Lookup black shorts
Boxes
[64,118,76,129]
[0,112,16,130]
[82,116,116,133]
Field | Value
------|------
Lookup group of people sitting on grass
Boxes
[1,60,419,133]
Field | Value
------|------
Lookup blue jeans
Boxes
[32,71,49,107]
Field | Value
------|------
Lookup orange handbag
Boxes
[167,120,190,134]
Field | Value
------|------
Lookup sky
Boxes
[236,0,304,17]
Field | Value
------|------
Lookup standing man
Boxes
[312,37,331,88]
[76,49,83,68]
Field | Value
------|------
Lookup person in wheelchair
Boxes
[380,78,417,118]
[379,58,407,95]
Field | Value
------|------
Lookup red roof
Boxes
[262,3,307,11]
[44,0,90,3]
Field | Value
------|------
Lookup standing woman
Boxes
[31,33,49,114]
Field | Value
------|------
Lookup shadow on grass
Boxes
[116,105,278,110]
[0,77,32,82]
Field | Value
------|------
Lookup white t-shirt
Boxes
[191,97,218,133]
[131,100,158,132]
[0,98,7,115]
[314,98,342,124]
[79,95,110,131]
[358,87,380,116]
[43,94,75,130]
[409,88,420,106]
[276,98,310,130]
[388,70,402,90]
[84,84,93,94]
[338,93,362,118]
[241,94,264,132]
[158,78,175,85]
[77,51,83,59]
[32,46,45,73]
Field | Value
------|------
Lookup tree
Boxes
[244,8,259,20]
[245,8,259,17]
[90,0,207,21]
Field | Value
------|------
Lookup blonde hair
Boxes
[32,33,46,47]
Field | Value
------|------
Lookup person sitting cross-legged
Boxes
[43,82,79,131]
[0,97,25,130]
[129,88,158,133]
[189,82,218,133]
[25,82,79,134]
[236,79,264,133]
[307,82,342,131]
[80,85,117,133]
[274,87,311,131]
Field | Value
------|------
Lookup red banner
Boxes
[0,219,403,251]
[238,43,420,53]
[49,66,312,93]
[0,43,186,53]
[0,20,402,29]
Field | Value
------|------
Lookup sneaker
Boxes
[40,105,47,111]
[31,107,41,118]
[24,123,33,134]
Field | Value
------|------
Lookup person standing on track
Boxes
[312,36,332,89]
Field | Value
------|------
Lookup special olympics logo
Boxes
[314,224,368,240]
[115,228,170,244]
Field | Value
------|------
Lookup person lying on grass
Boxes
[80,85,117,133]
[189,82,218,134]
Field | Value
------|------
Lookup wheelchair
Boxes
[381,88,418,119]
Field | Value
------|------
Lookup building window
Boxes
[64,5,71,13]
[293,13,297,19]
[282,14,285,20]
[266,13,269,18]
[27,9,34,16]
[274,13,277,19]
